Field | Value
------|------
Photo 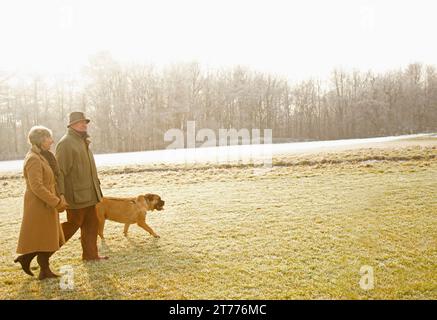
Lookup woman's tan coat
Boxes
[16,145,65,254]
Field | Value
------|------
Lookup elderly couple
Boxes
[14,112,109,280]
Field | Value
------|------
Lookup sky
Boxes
[0,0,436,82]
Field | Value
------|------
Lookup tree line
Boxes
[1,52,436,160]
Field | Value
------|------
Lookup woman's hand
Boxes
[56,195,69,213]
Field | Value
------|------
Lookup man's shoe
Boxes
[83,255,109,262]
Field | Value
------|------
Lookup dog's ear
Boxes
[144,194,154,202]
[136,195,145,203]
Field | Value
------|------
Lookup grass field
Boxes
[0,140,436,299]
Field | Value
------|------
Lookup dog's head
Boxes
[137,193,165,211]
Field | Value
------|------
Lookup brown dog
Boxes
[96,193,165,239]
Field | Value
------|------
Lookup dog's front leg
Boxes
[97,215,106,239]
[124,223,130,236]
[137,220,160,238]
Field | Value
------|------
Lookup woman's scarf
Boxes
[40,149,61,178]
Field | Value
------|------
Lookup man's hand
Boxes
[56,195,69,213]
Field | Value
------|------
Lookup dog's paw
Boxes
[153,234,160,238]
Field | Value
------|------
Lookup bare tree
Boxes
[1,60,436,160]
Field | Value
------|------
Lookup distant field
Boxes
[0,139,436,299]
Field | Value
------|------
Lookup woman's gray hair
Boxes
[27,125,53,146]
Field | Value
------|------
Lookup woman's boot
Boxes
[14,252,37,276]
[36,252,60,280]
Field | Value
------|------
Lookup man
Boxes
[56,111,108,261]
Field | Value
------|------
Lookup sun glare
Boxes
[0,0,436,81]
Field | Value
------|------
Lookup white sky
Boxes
[0,0,436,82]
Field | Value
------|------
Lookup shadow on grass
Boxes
[94,235,203,298]
[81,259,124,299]
[12,234,202,299]
[15,271,66,300]
[104,235,200,271]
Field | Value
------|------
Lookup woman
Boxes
[14,126,68,280]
